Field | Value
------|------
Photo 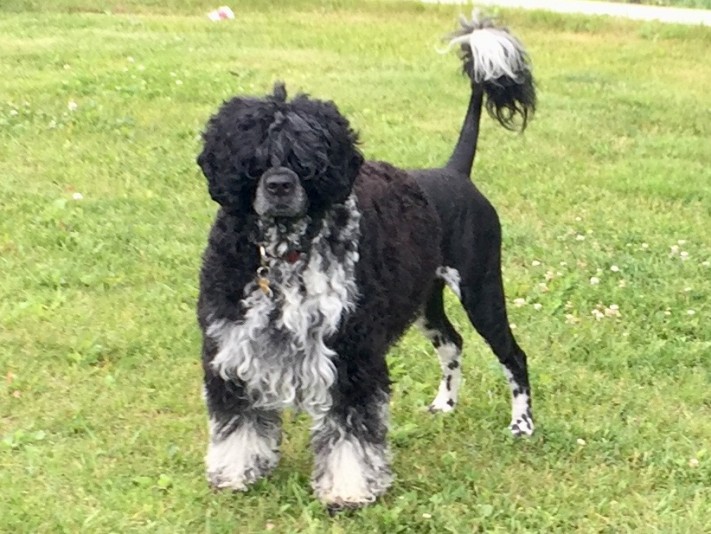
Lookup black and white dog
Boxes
[196,14,536,510]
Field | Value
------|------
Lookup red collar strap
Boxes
[283,250,301,264]
[259,245,302,265]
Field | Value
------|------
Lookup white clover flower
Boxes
[575,234,586,241]
[531,260,541,267]
[127,56,135,63]
[618,280,627,288]
[677,239,687,246]
[577,438,586,445]
[575,216,582,222]
[589,276,600,285]
[422,513,432,519]
[67,100,78,112]
[559,261,567,267]
[641,243,649,249]
[513,298,526,307]
[509,323,517,330]
[591,309,604,320]
[702,260,710,268]
[680,251,689,261]
[72,192,83,200]
[604,304,620,317]
[610,265,620,272]
[670,245,680,254]
[687,309,696,316]
[533,303,542,311]
[689,458,699,468]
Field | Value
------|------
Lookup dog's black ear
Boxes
[196,129,252,212]
[197,96,273,213]
[287,96,363,210]
[196,148,239,209]
[347,149,364,182]
[324,107,363,203]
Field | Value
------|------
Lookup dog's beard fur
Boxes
[207,195,361,416]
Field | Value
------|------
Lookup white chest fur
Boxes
[207,197,360,416]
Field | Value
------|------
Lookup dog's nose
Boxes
[264,172,297,197]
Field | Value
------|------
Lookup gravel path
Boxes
[422,0,711,26]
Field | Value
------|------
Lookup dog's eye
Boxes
[243,158,263,180]
[286,155,323,181]
[294,164,315,181]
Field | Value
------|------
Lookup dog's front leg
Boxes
[310,390,392,511]
[203,373,282,491]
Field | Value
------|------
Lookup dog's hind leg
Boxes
[459,262,534,437]
[416,280,464,413]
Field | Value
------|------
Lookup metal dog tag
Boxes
[256,266,272,296]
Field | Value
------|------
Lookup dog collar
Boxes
[256,245,303,296]
[282,250,302,264]
[258,245,302,265]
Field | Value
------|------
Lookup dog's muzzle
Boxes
[254,167,308,218]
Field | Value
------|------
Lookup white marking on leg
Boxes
[206,417,280,490]
[429,343,462,412]
[311,407,392,508]
[501,365,534,437]
[435,266,462,299]
[416,318,463,413]
[317,437,381,505]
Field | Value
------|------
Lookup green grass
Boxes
[1,1,710,532]
[608,0,711,9]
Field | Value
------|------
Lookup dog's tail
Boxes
[444,11,536,176]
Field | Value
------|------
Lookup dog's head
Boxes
[197,83,363,220]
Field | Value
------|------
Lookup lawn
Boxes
[1,1,709,532]
[608,0,711,8]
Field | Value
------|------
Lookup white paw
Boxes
[206,420,279,491]
[428,385,457,413]
[428,396,456,413]
[313,436,391,510]
[207,465,259,491]
[206,449,279,491]
[318,489,378,511]
[509,412,534,437]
